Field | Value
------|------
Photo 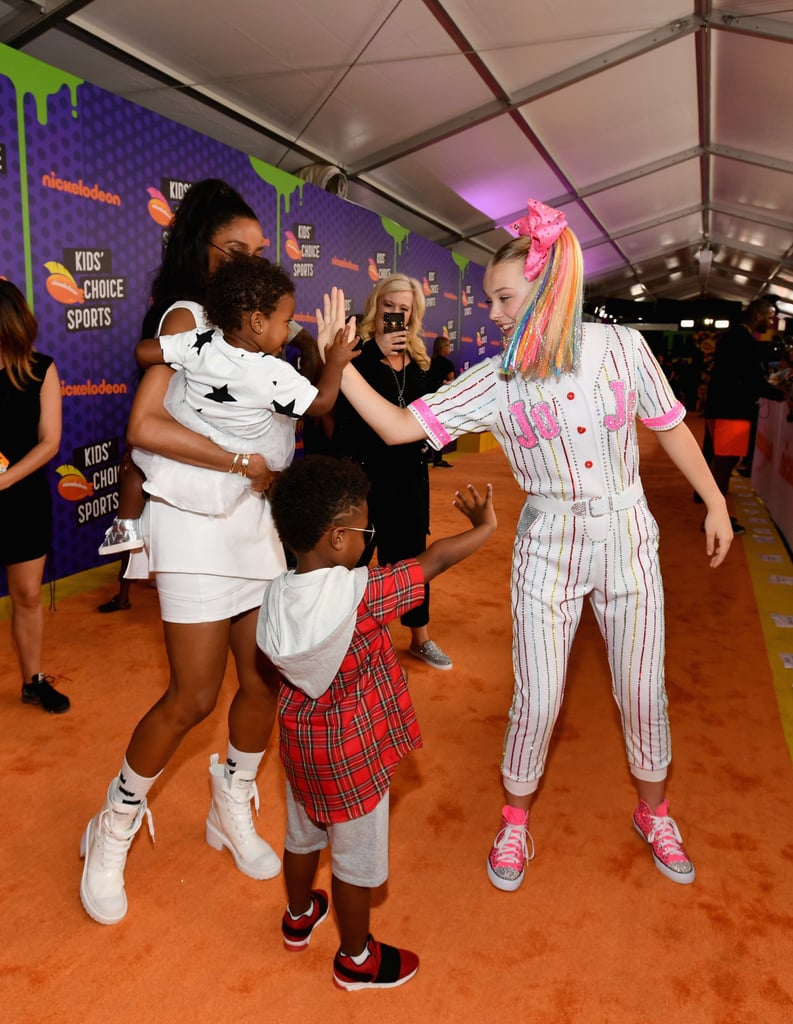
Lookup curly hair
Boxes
[204,254,295,333]
[149,179,258,308]
[270,456,370,554]
[0,280,40,390]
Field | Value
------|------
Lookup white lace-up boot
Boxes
[79,781,154,925]
[205,753,281,879]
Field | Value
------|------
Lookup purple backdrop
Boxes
[0,43,485,595]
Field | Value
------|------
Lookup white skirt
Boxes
[155,571,267,624]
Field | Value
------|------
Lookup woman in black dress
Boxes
[0,280,68,713]
[331,274,452,670]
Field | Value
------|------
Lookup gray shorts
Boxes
[284,781,389,888]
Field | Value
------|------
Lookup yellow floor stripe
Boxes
[0,561,121,621]
[730,476,793,767]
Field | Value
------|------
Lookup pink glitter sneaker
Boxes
[487,804,534,892]
[633,800,695,884]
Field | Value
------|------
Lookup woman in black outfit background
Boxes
[331,274,453,670]
[0,280,68,713]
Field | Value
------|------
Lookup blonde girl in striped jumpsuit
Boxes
[317,200,733,892]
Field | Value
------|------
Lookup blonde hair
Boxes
[358,274,430,371]
[492,228,583,379]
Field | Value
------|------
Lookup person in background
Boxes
[284,320,333,456]
[315,197,734,896]
[703,298,787,533]
[0,280,69,713]
[330,275,453,671]
[768,343,793,421]
[426,335,456,467]
[258,455,495,990]
[80,179,286,927]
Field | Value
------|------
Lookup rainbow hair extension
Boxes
[498,214,584,380]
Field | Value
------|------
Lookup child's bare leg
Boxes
[635,779,665,807]
[117,456,147,519]
[332,876,370,955]
[503,790,536,812]
[283,848,320,916]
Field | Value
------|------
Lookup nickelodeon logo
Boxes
[146,187,173,226]
[44,262,84,305]
[56,464,93,501]
[61,379,129,397]
[41,173,121,206]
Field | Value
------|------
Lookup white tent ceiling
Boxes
[4,0,793,309]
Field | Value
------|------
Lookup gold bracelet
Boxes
[240,454,250,477]
[229,453,241,473]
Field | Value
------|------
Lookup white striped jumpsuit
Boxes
[409,324,686,795]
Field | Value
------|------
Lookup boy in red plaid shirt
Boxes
[258,454,495,990]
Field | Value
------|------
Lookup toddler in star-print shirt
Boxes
[127,255,356,518]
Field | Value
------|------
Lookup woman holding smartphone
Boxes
[330,274,452,669]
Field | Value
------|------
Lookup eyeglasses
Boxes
[208,240,266,260]
[342,523,376,543]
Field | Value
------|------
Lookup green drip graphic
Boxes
[452,251,470,275]
[248,157,305,265]
[380,217,410,268]
[453,251,471,333]
[0,43,83,307]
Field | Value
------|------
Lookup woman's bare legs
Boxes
[227,606,279,751]
[7,556,46,680]
[80,607,280,924]
[125,617,231,776]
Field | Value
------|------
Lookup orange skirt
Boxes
[707,418,751,457]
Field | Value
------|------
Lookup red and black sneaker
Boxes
[281,889,330,950]
[333,935,419,991]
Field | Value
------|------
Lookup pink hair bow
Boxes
[512,199,568,282]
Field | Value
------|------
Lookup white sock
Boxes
[116,756,160,805]
[287,898,314,921]
[225,741,265,779]
[347,946,371,966]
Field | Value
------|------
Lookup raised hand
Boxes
[315,287,351,362]
[324,325,360,370]
[452,483,496,531]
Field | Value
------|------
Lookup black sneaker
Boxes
[730,517,746,536]
[97,594,131,613]
[282,889,329,950]
[21,674,70,714]
[333,935,419,991]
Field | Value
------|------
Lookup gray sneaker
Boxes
[408,640,453,671]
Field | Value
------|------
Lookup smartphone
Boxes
[383,312,405,333]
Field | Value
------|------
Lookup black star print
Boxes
[204,384,237,404]
[192,330,213,353]
[272,397,298,418]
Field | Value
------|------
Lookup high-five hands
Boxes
[316,287,355,363]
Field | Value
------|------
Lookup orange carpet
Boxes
[2,425,792,1024]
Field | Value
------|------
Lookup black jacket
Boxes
[704,324,784,420]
